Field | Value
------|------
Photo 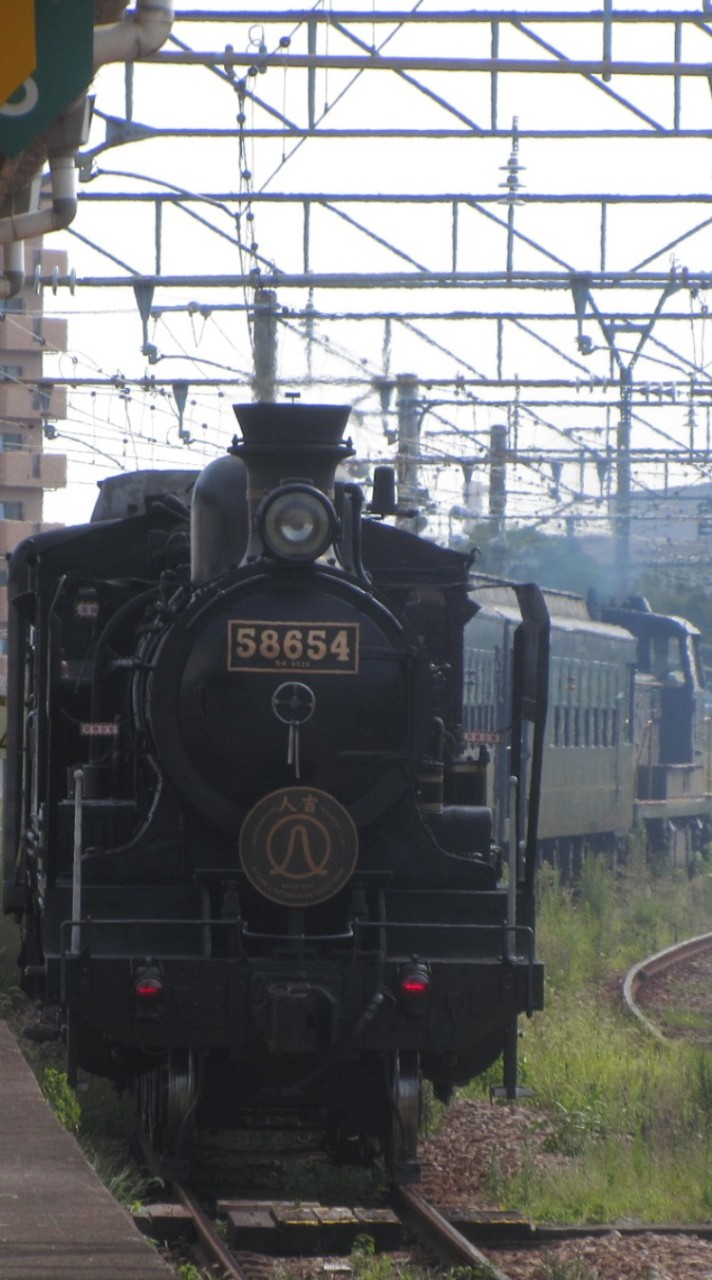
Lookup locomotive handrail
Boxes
[58,916,356,942]
[240,924,355,942]
[58,916,533,945]
[71,768,84,957]
[58,915,536,958]
[355,918,536,971]
[57,915,357,982]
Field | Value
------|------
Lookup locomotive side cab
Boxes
[3,403,548,1179]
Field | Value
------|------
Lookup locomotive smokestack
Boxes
[230,403,354,564]
[231,403,353,492]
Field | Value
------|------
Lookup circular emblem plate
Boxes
[239,786,359,907]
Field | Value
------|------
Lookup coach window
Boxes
[688,635,703,690]
[652,635,681,683]
[0,432,23,451]
[549,662,559,745]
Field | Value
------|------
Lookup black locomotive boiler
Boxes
[2,403,548,1179]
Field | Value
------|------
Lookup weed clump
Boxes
[41,1067,81,1133]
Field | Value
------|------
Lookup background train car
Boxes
[464,581,711,876]
[601,599,711,864]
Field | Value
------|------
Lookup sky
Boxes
[27,0,712,551]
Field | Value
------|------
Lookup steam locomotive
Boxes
[2,402,549,1180]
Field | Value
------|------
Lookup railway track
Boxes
[130,943,712,1280]
[141,1176,712,1280]
[622,929,712,1041]
[156,1179,518,1280]
[127,1109,712,1280]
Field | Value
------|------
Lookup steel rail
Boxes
[622,931,712,1041]
[174,1181,250,1280]
[396,1186,514,1280]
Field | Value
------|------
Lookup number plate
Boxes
[228,621,359,674]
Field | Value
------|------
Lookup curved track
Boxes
[622,931,712,1040]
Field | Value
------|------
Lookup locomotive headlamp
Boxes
[258,484,336,562]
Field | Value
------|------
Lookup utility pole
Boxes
[489,422,508,536]
[570,273,680,602]
[252,287,278,403]
[395,373,420,525]
[489,422,509,575]
[615,367,633,601]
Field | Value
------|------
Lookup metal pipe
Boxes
[0,240,24,299]
[72,769,84,955]
[172,9,701,24]
[135,51,712,78]
[0,153,77,248]
[94,0,175,68]
[507,775,518,943]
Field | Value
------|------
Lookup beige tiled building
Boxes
[0,243,67,686]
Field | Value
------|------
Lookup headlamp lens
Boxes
[261,487,335,561]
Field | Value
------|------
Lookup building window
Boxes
[0,501,24,520]
[0,365,22,381]
[0,433,23,451]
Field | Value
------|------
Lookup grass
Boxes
[658,1007,710,1034]
[466,843,712,1224]
[342,1233,499,1280]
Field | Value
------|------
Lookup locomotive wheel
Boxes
[138,1065,165,1149]
[388,1050,422,1183]
[138,1062,171,1151]
[138,1049,198,1156]
[164,1048,198,1155]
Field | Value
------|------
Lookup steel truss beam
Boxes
[17,5,712,590]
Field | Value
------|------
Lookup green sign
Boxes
[0,0,94,159]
